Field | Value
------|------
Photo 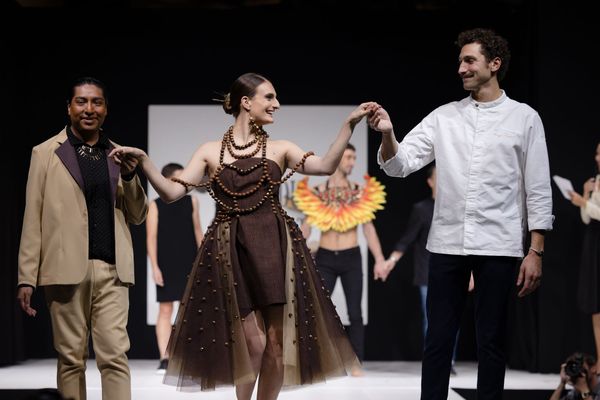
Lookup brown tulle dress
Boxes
[163,150,359,392]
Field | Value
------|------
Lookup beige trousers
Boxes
[45,259,131,400]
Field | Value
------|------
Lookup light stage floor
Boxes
[0,360,561,400]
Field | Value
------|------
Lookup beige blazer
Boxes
[18,128,148,288]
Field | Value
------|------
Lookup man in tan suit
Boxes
[16,77,148,400]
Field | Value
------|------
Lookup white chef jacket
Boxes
[378,91,554,257]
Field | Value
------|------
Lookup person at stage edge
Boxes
[17,77,148,400]
[147,162,204,373]
[569,142,600,371]
[370,28,554,400]
[294,142,387,376]
[549,352,600,400]
[376,164,469,376]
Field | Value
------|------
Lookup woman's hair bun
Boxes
[222,92,233,114]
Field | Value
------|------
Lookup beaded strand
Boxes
[171,120,313,219]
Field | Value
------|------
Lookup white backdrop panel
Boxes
[146,105,369,327]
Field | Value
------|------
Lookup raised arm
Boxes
[283,102,379,176]
[548,363,569,400]
[370,106,435,178]
[109,143,210,203]
[369,106,398,162]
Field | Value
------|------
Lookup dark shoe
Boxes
[156,358,168,374]
[450,366,457,376]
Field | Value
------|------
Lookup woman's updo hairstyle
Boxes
[223,72,269,116]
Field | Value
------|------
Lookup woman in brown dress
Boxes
[109,72,378,400]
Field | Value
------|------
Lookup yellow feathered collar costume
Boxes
[293,175,386,232]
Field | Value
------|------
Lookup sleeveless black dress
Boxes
[163,157,359,392]
[155,195,198,302]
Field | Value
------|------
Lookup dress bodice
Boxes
[212,158,283,217]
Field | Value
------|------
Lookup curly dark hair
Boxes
[457,28,511,82]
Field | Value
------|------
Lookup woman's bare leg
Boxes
[593,313,600,371]
[156,302,174,359]
[257,305,284,400]
[236,311,266,400]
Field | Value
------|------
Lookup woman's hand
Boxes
[346,102,380,127]
[583,177,596,194]
[570,191,587,208]
[109,146,148,163]
[109,146,148,175]
[152,267,164,287]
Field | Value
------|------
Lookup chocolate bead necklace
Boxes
[171,119,314,219]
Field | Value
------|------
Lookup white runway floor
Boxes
[0,360,561,400]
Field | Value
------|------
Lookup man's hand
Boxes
[118,153,139,176]
[17,286,37,317]
[516,252,542,297]
[109,146,146,175]
[468,272,475,292]
[368,106,394,134]
[559,363,569,385]
[374,259,393,282]
[346,102,380,127]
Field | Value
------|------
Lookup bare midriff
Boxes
[318,227,358,251]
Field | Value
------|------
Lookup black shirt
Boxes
[67,126,115,264]
[394,197,434,287]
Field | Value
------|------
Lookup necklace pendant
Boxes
[77,145,102,161]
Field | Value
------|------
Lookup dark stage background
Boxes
[1,0,597,374]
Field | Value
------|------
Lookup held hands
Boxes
[374,258,395,282]
[347,102,380,127]
[368,106,394,134]
[373,258,390,281]
[516,251,542,297]
[17,286,37,317]
[108,146,148,175]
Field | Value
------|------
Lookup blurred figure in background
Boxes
[296,142,387,376]
[147,162,203,373]
[378,164,471,376]
[569,142,600,370]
